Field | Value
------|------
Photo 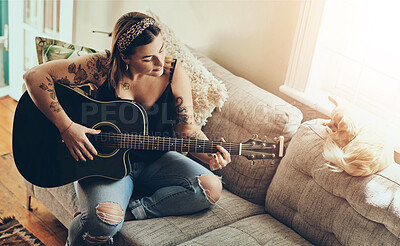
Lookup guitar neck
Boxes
[94,133,242,155]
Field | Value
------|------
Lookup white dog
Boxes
[322,97,393,176]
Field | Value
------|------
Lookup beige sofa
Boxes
[24,50,400,245]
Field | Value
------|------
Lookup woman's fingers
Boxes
[85,141,98,157]
[80,143,93,161]
[216,145,231,164]
[74,146,86,162]
[67,146,79,162]
[209,154,220,171]
[208,137,232,171]
[216,152,225,167]
[79,127,100,160]
[84,129,100,157]
[62,123,100,162]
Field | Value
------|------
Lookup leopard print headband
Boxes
[117,18,158,52]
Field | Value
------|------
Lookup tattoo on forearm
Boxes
[175,97,192,125]
[39,83,48,91]
[40,76,61,112]
[40,78,56,100]
[50,101,61,112]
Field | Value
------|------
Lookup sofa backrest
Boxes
[192,48,303,205]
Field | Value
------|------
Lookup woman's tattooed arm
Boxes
[23,53,110,132]
[48,53,108,87]
[39,54,109,113]
[174,96,209,140]
[175,97,193,125]
[39,76,61,112]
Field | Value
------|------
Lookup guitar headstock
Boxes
[241,135,285,160]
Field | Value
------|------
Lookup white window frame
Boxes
[280,0,329,114]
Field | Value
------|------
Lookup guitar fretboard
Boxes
[93,133,243,155]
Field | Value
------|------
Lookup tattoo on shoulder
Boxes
[175,97,192,125]
[189,131,203,139]
[67,63,88,84]
[87,54,109,78]
[68,63,76,74]
[121,82,130,90]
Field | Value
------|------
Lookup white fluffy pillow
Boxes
[145,10,228,127]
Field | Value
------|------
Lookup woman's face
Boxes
[123,34,166,77]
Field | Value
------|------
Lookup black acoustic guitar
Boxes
[12,83,285,188]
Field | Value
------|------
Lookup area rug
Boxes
[0,216,45,245]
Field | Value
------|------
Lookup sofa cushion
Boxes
[191,49,303,205]
[117,189,264,245]
[33,183,77,227]
[177,214,313,246]
[266,119,400,245]
[34,185,265,245]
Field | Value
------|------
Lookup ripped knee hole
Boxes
[198,174,222,203]
[96,202,124,225]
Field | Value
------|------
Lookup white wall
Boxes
[73,0,302,96]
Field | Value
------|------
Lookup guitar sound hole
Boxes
[88,124,120,156]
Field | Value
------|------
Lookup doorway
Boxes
[0,0,9,90]
[5,0,73,100]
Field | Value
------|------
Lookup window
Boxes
[281,0,400,145]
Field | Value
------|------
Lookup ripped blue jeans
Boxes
[66,151,216,245]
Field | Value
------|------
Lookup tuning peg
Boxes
[249,160,255,166]
[252,134,259,140]
[274,137,279,142]
[264,135,268,141]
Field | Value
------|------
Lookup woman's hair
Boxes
[108,12,161,89]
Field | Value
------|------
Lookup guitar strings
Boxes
[89,134,276,154]
[91,132,276,148]
[90,132,276,151]
[90,135,274,150]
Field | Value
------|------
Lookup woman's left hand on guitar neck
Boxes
[185,135,232,171]
[208,137,231,171]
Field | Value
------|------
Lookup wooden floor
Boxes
[0,96,68,246]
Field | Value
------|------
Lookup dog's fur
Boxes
[322,97,393,176]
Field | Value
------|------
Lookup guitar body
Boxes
[12,83,148,188]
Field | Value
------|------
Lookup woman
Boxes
[23,12,231,245]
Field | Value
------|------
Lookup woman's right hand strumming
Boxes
[23,53,109,162]
[60,122,100,162]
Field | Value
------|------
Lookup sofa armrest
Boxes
[191,49,303,205]
[266,119,400,245]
